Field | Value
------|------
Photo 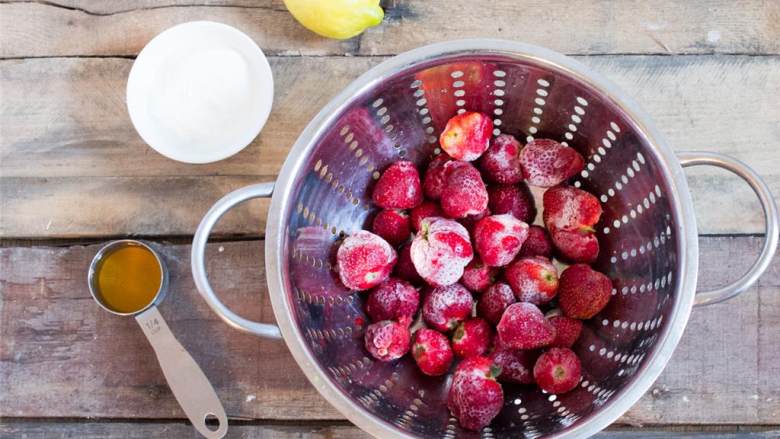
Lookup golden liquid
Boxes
[96,245,162,313]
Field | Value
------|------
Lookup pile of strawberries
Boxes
[335,111,613,431]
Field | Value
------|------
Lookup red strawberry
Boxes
[394,242,423,285]
[518,225,553,258]
[477,282,516,325]
[372,161,423,209]
[558,264,613,319]
[337,231,397,291]
[447,356,504,431]
[412,328,454,376]
[371,209,411,246]
[533,347,582,394]
[365,278,420,323]
[441,162,489,219]
[543,185,602,233]
[411,217,473,287]
[519,138,584,187]
[460,258,498,293]
[364,320,411,361]
[497,302,556,350]
[452,318,493,358]
[422,283,474,332]
[487,183,536,224]
[422,154,452,200]
[543,186,602,263]
[489,349,536,385]
[550,228,600,263]
[473,214,529,267]
[410,201,443,231]
[504,256,559,305]
[479,134,524,184]
[439,112,493,161]
[546,310,583,348]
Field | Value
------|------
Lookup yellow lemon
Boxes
[284,0,384,40]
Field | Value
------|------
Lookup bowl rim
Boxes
[265,38,699,438]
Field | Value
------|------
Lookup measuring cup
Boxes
[88,240,228,438]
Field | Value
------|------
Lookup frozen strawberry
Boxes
[533,347,582,394]
[477,282,516,325]
[447,356,503,431]
[439,112,493,161]
[371,209,411,246]
[410,201,443,231]
[412,328,453,376]
[394,242,423,285]
[452,318,493,358]
[422,283,474,332]
[504,256,559,305]
[411,217,473,287]
[457,206,491,237]
[550,228,599,263]
[365,278,420,323]
[337,231,397,291]
[520,138,584,187]
[364,320,411,362]
[543,185,602,233]
[558,264,613,319]
[441,163,489,219]
[460,258,498,293]
[546,309,583,348]
[478,134,524,184]
[372,161,423,209]
[487,183,536,224]
[473,214,529,267]
[422,154,452,200]
[518,225,553,258]
[489,348,536,385]
[497,302,556,350]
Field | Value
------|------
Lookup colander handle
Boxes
[678,151,779,306]
[191,182,282,339]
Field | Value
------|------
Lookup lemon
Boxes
[284,0,384,40]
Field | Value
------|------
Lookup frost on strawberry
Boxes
[412,328,454,376]
[519,138,584,187]
[365,277,420,323]
[422,283,474,332]
[364,320,411,362]
[543,185,602,263]
[479,133,524,184]
[489,348,536,385]
[337,231,397,291]
[411,217,473,287]
[447,356,504,431]
[473,214,529,267]
[460,257,498,293]
[477,282,516,325]
[441,162,489,219]
[439,112,493,161]
[504,256,559,305]
[497,302,556,350]
[372,160,423,209]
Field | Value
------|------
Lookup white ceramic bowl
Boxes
[127,21,274,164]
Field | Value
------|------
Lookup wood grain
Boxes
[1,55,778,238]
[1,0,778,58]
[1,236,778,424]
[1,421,778,439]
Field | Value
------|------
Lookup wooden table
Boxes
[1,1,779,437]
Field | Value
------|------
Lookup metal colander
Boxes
[191,40,778,438]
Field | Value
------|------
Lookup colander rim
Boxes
[264,38,699,439]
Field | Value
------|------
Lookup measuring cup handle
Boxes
[136,307,228,438]
[678,151,779,306]
[191,182,282,339]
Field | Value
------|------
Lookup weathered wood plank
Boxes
[1,0,778,58]
[1,55,778,238]
[1,236,778,424]
[0,421,778,439]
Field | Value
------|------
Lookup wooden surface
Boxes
[1,0,779,437]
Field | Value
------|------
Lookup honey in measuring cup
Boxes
[94,243,163,314]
